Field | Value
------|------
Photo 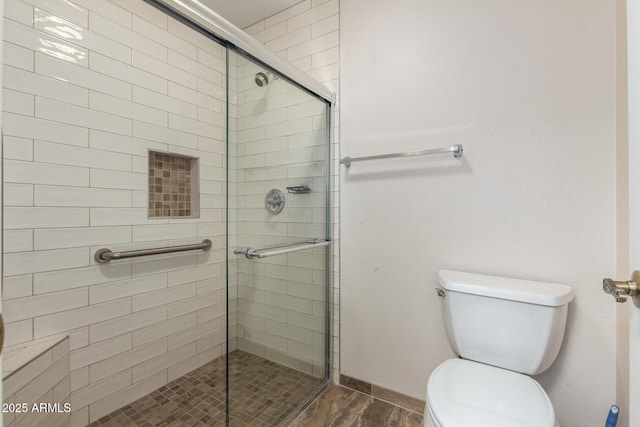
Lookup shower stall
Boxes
[1,0,333,425]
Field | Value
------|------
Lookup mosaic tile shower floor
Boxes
[89,351,324,427]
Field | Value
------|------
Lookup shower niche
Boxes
[148,151,200,218]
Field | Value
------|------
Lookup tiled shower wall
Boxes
[240,0,340,381]
[2,0,228,424]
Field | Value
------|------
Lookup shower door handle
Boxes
[234,239,330,260]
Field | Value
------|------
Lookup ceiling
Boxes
[200,0,306,29]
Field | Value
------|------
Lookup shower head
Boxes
[255,71,270,87]
[254,71,278,87]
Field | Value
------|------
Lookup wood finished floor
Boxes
[287,385,423,427]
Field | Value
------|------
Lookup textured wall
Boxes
[339,0,617,425]
[2,0,227,424]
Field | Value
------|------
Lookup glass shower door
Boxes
[2,2,230,425]
[227,50,331,426]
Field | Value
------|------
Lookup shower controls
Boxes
[265,189,285,214]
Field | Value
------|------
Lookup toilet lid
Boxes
[427,359,555,427]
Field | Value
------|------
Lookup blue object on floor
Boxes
[605,405,619,427]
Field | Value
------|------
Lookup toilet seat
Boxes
[427,359,556,427]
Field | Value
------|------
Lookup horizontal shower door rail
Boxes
[95,239,213,264]
[340,144,463,167]
[152,0,334,103]
[234,239,330,260]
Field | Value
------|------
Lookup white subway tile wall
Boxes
[3,0,227,425]
[234,0,340,382]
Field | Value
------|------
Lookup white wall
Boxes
[340,0,617,425]
[2,0,227,424]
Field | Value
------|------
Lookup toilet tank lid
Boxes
[438,270,575,306]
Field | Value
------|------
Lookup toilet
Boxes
[424,270,575,427]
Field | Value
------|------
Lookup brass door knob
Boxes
[603,271,640,307]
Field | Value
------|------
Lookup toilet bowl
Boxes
[424,270,574,427]
[425,359,558,427]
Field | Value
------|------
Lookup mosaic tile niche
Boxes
[148,151,199,218]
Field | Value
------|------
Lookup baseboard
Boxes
[339,374,425,414]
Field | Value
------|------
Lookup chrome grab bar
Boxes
[234,239,330,260]
[95,239,212,264]
[340,144,463,167]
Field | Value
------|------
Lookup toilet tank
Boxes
[437,270,575,375]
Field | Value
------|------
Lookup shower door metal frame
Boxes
[147,0,335,104]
